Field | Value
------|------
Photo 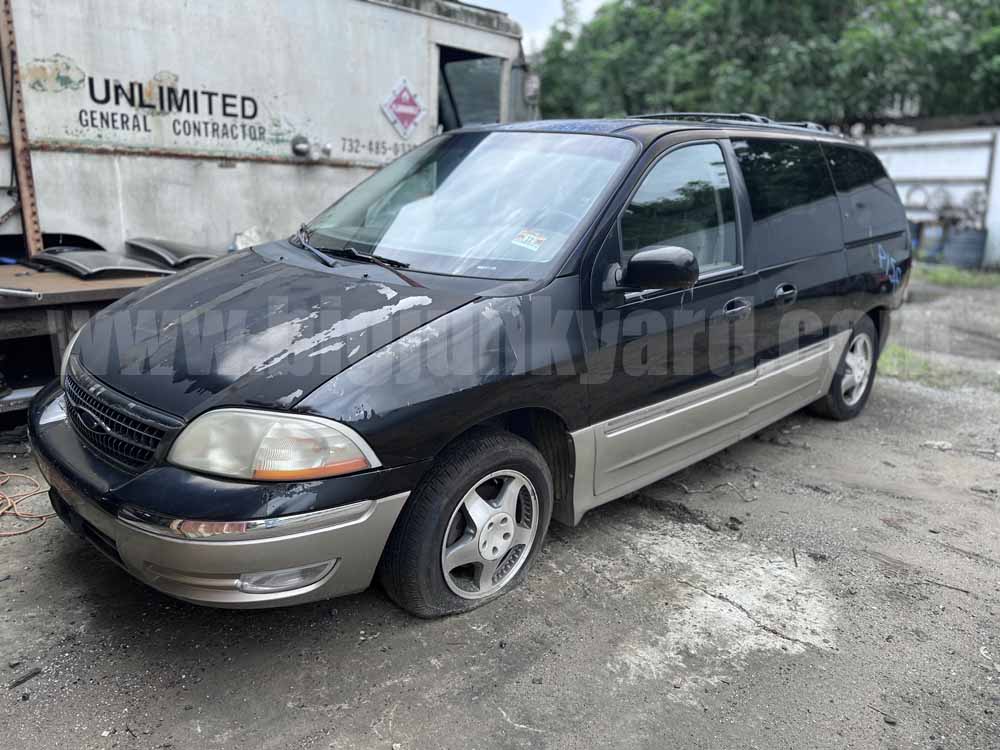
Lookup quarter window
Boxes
[824,145,889,193]
[620,143,738,274]
[821,143,902,244]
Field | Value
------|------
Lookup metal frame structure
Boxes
[0,0,42,257]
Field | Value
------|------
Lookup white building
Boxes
[868,128,1000,269]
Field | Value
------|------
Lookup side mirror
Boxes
[618,246,699,291]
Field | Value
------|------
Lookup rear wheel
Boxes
[378,428,553,618]
[809,315,878,420]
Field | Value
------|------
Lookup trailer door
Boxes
[437,46,503,131]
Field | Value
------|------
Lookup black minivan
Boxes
[29,114,910,616]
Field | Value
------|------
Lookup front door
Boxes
[582,140,757,505]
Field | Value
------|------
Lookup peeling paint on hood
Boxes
[74,244,476,419]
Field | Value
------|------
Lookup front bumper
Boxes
[44,479,407,608]
[29,385,413,608]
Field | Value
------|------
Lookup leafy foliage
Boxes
[537,0,1000,129]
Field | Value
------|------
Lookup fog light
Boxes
[238,560,336,594]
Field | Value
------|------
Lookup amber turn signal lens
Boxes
[252,457,370,481]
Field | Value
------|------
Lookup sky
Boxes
[471,0,606,53]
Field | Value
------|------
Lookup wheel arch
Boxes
[864,304,891,355]
[440,406,578,526]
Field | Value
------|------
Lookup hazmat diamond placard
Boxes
[381,78,427,139]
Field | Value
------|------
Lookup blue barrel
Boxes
[942,229,987,269]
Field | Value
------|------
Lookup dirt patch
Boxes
[601,516,835,702]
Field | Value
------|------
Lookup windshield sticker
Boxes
[512,229,548,253]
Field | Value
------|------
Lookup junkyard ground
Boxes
[1,273,998,749]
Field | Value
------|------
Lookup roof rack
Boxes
[631,111,830,133]
[774,120,828,132]
[633,112,773,124]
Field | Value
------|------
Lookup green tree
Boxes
[538,0,1000,130]
[537,1,586,120]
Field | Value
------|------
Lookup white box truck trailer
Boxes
[0,0,537,411]
[0,0,537,257]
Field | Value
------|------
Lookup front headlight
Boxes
[167,409,380,481]
[60,326,84,385]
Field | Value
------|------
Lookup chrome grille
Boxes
[64,373,167,471]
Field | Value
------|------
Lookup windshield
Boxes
[306,131,635,280]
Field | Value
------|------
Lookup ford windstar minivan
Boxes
[29,113,910,616]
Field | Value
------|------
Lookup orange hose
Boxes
[0,471,53,537]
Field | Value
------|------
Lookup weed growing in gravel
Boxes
[880,343,1000,392]
[912,264,1000,289]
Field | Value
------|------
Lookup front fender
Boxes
[297,280,589,466]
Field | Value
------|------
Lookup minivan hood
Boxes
[75,245,476,419]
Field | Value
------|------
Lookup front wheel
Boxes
[809,315,879,420]
[378,428,553,618]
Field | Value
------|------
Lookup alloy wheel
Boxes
[841,331,874,407]
[440,469,539,599]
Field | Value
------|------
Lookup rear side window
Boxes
[733,139,836,219]
[733,138,841,264]
[824,145,888,193]
[620,142,738,275]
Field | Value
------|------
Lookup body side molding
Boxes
[567,331,850,525]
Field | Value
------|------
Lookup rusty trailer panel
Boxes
[0,0,42,256]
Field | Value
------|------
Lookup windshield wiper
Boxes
[292,224,422,287]
[290,224,337,267]
[329,245,423,287]
[320,244,411,270]
[293,225,411,269]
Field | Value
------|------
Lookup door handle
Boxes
[723,297,752,321]
[775,283,798,305]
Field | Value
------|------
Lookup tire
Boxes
[378,427,553,618]
[808,315,879,421]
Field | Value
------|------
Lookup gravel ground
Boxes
[1,280,998,749]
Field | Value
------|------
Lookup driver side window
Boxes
[621,143,738,274]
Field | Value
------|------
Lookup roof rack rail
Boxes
[631,111,833,133]
[775,120,829,132]
[632,111,773,124]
